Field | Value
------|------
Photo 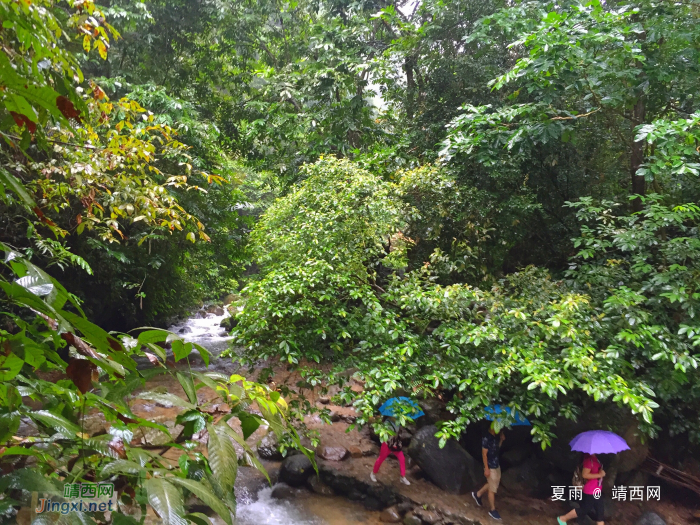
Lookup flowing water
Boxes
[167,311,382,525]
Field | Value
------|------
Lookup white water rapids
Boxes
[168,310,381,525]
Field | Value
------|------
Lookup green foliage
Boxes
[0,247,308,524]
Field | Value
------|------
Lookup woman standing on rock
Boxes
[370,417,411,485]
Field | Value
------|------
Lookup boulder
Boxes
[635,512,666,525]
[318,396,331,404]
[617,425,649,473]
[407,425,481,494]
[317,445,349,461]
[219,316,238,331]
[178,326,192,334]
[413,508,441,524]
[257,431,284,461]
[347,446,363,458]
[222,294,237,305]
[307,475,334,496]
[403,513,423,525]
[270,484,295,500]
[196,309,207,318]
[499,458,550,498]
[279,454,314,487]
[363,497,383,511]
[380,506,402,523]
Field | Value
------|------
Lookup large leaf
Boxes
[168,477,233,525]
[218,424,269,484]
[0,166,35,209]
[0,352,24,381]
[177,372,197,405]
[206,423,237,492]
[101,459,147,476]
[144,478,188,525]
[137,392,195,410]
[29,410,81,438]
[0,468,62,495]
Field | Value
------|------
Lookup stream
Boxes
[166,311,382,525]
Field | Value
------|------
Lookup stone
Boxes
[219,316,237,331]
[380,506,402,523]
[347,445,363,458]
[318,396,331,404]
[363,497,383,511]
[635,512,666,525]
[403,512,423,525]
[307,475,334,496]
[397,502,414,514]
[270,484,296,500]
[222,294,237,305]
[317,445,349,461]
[413,508,441,524]
[196,309,207,318]
[329,410,341,422]
[617,425,649,473]
[279,454,314,487]
[257,431,284,460]
[499,458,550,498]
[178,326,192,334]
[501,446,530,468]
[407,425,481,494]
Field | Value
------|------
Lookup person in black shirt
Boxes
[471,423,505,521]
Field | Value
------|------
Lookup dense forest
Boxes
[1,0,699,522]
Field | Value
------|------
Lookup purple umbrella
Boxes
[569,430,630,454]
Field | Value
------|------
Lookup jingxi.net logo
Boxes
[35,483,116,515]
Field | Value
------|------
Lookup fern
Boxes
[33,238,93,275]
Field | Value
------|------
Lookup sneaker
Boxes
[471,491,482,507]
[557,518,566,525]
[400,476,411,485]
[370,472,377,483]
[488,510,502,521]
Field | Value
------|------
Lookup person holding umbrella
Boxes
[472,405,531,521]
[370,397,424,486]
[556,430,630,525]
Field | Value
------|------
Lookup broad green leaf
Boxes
[206,423,237,492]
[144,478,188,525]
[168,477,233,525]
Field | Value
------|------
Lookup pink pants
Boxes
[373,442,406,477]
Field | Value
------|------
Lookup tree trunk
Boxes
[404,56,415,119]
[630,98,646,212]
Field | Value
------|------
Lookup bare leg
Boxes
[476,483,489,498]
[487,490,496,511]
[558,509,578,523]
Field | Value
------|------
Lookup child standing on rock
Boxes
[370,417,411,485]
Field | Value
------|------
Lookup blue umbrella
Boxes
[484,405,531,426]
[378,397,425,419]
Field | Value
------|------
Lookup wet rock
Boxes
[403,512,423,525]
[257,431,284,460]
[617,425,649,473]
[501,446,530,468]
[635,512,666,525]
[318,445,349,461]
[279,454,313,486]
[500,458,550,498]
[318,396,330,404]
[413,508,441,524]
[219,316,237,331]
[222,294,237,305]
[270,484,295,500]
[196,309,207,318]
[397,502,414,514]
[347,445,363,458]
[178,326,192,334]
[407,425,480,494]
[341,414,357,423]
[363,497,383,511]
[380,506,402,523]
[307,475,334,496]
[329,410,342,422]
